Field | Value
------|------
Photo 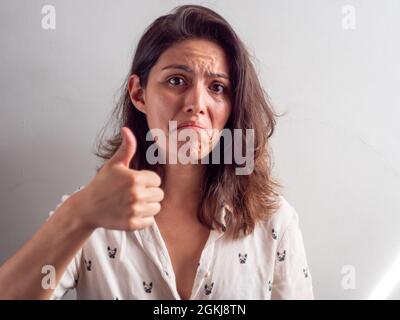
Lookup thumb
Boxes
[109,126,137,168]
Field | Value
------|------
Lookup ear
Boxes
[128,74,146,114]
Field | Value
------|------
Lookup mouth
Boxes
[177,121,207,130]
[172,121,214,140]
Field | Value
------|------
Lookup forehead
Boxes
[154,39,229,74]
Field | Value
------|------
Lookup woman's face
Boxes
[128,38,232,163]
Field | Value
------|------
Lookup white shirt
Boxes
[48,186,314,300]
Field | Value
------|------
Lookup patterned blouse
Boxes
[49,186,314,300]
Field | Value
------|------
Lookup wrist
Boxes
[62,189,97,232]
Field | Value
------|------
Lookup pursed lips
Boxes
[176,121,212,139]
[177,121,206,130]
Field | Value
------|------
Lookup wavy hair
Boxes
[94,4,283,239]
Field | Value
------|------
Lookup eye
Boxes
[167,76,186,86]
[210,83,226,94]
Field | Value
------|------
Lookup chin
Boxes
[176,143,212,164]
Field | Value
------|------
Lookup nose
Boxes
[183,83,207,115]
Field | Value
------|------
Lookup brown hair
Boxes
[94,4,283,239]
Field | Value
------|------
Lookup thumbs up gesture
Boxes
[75,127,164,231]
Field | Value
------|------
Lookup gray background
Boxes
[1,0,399,299]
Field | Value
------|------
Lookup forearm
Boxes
[0,192,95,299]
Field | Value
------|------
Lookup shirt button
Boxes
[204,271,211,278]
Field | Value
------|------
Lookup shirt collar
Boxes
[137,201,231,243]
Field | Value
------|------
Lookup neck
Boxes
[159,163,205,220]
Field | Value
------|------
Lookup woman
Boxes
[0,5,314,300]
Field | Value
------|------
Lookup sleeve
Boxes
[47,186,85,300]
[271,207,314,300]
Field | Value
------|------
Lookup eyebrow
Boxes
[161,64,230,80]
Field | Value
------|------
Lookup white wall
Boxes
[1,0,399,299]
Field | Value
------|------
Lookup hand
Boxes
[74,127,164,230]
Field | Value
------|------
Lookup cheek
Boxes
[212,103,231,129]
[145,96,176,130]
